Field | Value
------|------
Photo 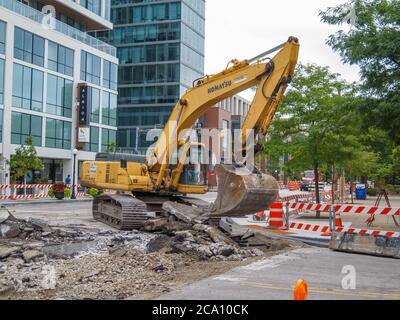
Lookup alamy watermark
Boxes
[341,265,356,290]
[338,2,358,28]
[41,5,56,30]
[144,123,257,172]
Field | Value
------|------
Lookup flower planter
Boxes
[54,191,65,200]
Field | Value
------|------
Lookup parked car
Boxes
[300,170,315,191]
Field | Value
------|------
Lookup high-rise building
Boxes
[95,0,205,154]
[0,0,118,187]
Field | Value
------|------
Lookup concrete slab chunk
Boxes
[0,246,20,259]
[330,232,400,259]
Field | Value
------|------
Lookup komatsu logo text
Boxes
[208,81,232,94]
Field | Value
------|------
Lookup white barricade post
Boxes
[285,203,290,229]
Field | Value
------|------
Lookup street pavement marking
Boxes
[240,281,400,299]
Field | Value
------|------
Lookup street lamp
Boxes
[71,148,78,200]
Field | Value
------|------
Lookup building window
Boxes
[112,22,181,45]
[91,88,100,123]
[80,51,101,85]
[14,27,45,67]
[11,112,42,146]
[0,109,3,143]
[47,75,73,118]
[45,118,72,149]
[118,85,179,105]
[117,128,137,150]
[0,21,5,54]
[12,63,43,112]
[119,63,180,85]
[0,59,4,105]
[101,128,116,152]
[84,126,99,152]
[81,0,101,16]
[103,60,118,91]
[102,91,117,126]
[48,41,74,77]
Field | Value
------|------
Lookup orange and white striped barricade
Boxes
[268,202,288,230]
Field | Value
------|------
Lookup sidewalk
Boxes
[0,197,92,206]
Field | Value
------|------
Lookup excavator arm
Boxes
[152,37,299,191]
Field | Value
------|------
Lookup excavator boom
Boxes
[80,37,299,229]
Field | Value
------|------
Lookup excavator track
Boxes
[93,194,148,230]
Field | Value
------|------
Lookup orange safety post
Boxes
[268,202,285,229]
[294,279,308,300]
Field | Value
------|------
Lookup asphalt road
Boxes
[160,247,400,300]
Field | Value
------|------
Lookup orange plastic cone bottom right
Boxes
[294,279,308,300]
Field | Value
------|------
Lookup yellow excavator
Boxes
[80,37,300,230]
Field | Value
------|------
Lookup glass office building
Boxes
[95,0,205,154]
[0,0,118,187]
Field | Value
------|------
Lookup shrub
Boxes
[86,188,99,197]
[47,189,55,198]
[64,188,72,198]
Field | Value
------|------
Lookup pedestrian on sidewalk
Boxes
[65,174,72,186]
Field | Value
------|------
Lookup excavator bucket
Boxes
[211,164,279,217]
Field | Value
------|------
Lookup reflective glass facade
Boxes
[0,20,5,54]
[48,41,74,77]
[103,0,205,153]
[45,118,72,150]
[11,111,42,146]
[12,63,44,112]
[14,27,45,67]
[0,59,4,105]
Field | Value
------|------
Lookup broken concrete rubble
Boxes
[0,200,304,300]
[0,246,20,259]
[162,201,209,224]
[22,250,44,263]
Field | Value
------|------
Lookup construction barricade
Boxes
[283,201,400,258]
[0,184,85,200]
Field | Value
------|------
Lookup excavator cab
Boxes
[172,142,208,194]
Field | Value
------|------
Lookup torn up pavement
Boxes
[0,204,304,300]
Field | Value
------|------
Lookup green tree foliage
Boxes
[7,136,43,183]
[262,64,375,204]
[106,142,118,153]
[320,0,400,143]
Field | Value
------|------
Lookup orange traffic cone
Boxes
[335,213,343,228]
[294,279,308,300]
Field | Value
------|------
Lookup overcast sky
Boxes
[204,0,361,100]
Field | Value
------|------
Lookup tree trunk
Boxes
[350,178,354,204]
[314,161,321,218]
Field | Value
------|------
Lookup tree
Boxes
[7,136,43,194]
[262,63,367,212]
[106,142,118,153]
[320,0,400,144]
